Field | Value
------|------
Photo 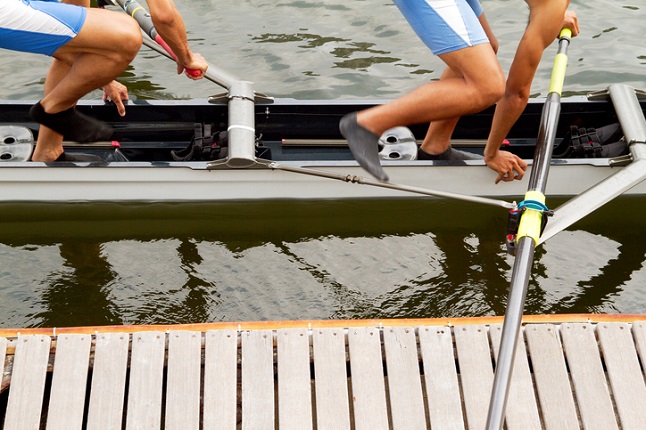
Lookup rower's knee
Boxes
[484,72,506,105]
[472,71,505,110]
[114,17,142,64]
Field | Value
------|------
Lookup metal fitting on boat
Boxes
[378,127,417,161]
[0,126,34,162]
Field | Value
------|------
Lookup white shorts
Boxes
[0,0,87,56]
[393,0,489,55]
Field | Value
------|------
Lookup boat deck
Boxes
[1,316,646,429]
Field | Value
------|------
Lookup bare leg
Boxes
[31,8,141,161]
[419,67,461,156]
[421,12,500,158]
[39,8,141,113]
[359,44,503,134]
[340,43,504,180]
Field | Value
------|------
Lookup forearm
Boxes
[148,0,193,67]
[484,91,527,160]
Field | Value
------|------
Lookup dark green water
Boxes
[0,0,645,327]
[1,198,645,328]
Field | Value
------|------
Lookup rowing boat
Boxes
[0,87,644,203]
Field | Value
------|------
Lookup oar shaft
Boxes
[528,93,561,190]
[111,0,240,86]
[486,28,572,430]
[140,36,238,89]
[110,0,199,76]
[486,236,535,430]
[529,31,571,192]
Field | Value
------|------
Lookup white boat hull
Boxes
[0,159,642,203]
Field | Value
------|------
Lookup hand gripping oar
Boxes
[107,0,200,77]
[485,28,572,430]
[105,0,245,91]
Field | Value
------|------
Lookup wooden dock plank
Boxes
[524,324,579,430]
[4,335,51,430]
[241,330,275,430]
[86,332,130,430]
[347,326,389,430]
[418,325,465,430]
[166,331,202,430]
[203,330,238,430]
[125,331,166,430]
[277,328,313,430]
[6,320,646,430]
[383,326,427,429]
[0,336,6,383]
[560,323,618,430]
[312,328,351,430]
[454,324,493,430]
[489,324,541,430]
[46,334,92,430]
[632,321,646,360]
[597,323,646,430]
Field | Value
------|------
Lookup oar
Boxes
[106,0,247,91]
[539,84,646,244]
[485,28,572,430]
[111,0,202,77]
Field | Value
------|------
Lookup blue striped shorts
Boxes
[0,0,87,57]
[393,0,489,55]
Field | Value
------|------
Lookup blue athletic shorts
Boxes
[393,0,489,55]
[0,0,87,57]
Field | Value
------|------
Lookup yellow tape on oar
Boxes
[548,55,567,95]
[547,28,572,96]
[559,27,573,40]
[130,6,145,17]
[516,191,546,245]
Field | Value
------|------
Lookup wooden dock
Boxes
[1,315,646,429]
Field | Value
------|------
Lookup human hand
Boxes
[102,80,129,117]
[485,150,528,184]
[177,52,208,80]
[563,10,580,37]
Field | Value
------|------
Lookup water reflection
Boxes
[36,242,122,327]
[541,231,646,314]
[1,198,645,328]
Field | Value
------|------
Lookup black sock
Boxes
[339,112,389,181]
[29,101,113,143]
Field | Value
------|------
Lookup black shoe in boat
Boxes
[29,101,113,143]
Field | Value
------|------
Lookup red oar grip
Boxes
[185,68,202,78]
[153,35,202,77]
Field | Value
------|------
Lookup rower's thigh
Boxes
[57,8,141,58]
[441,43,505,103]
